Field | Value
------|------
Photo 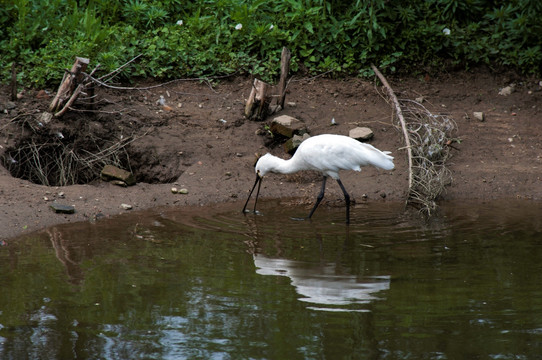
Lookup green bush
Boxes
[1,0,540,88]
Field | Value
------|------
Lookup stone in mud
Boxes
[50,203,75,214]
[284,133,310,154]
[270,115,308,138]
[100,165,136,186]
[349,127,374,141]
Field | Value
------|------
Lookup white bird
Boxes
[243,134,394,223]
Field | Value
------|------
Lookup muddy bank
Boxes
[1,69,541,239]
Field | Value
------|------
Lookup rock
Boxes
[110,180,128,187]
[36,90,50,99]
[269,104,282,113]
[473,112,485,121]
[415,96,425,103]
[270,115,308,138]
[5,101,16,110]
[284,133,310,154]
[50,203,75,214]
[36,112,53,127]
[349,127,374,141]
[120,203,132,210]
[178,188,188,194]
[499,85,514,96]
[100,165,136,186]
[171,187,178,194]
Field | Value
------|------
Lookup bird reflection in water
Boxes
[253,254,390,311]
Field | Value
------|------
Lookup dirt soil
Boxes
[1,68,541,239]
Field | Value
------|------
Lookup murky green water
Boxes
[1,200,542,359]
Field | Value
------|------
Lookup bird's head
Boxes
[254,153,274,178]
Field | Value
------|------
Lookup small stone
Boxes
[270,115,308,138]
[58,192,65,198]
[349,127,374,141]
[50,203,75,214]
[473,112,485,121]
[415,96,424,103]
[5,101,16,110]
[36,90,50,99]
[171,187,178,194]
[379,192,387,199]
[499,85,514,96]
[120,203,132,210]
[269,104,282,114]
[101,165,136,186]
[110,180,128,187]
[284,133,310,154]
[178,188,188,194]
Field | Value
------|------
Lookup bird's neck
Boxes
[267,155,299,175]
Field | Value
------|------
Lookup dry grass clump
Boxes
[398,99,456,214]
[371,64,457,215]
[2,126,139,187]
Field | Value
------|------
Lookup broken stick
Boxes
[371,64,413,192]
[49,57,89,113]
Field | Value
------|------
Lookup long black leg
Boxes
[336,179,351,224]
[306,176,327,219]
[243,174,261,213]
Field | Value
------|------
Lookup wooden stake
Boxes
[244,47,291,121]
[10,62,17,101]
[277,47,291,109]
[244,78,271,121]
[49,57,89,113]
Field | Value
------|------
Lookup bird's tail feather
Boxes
[366,147,394,170]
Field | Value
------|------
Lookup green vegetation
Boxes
[1,0,541,87]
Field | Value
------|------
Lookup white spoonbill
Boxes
[242,134,394,223]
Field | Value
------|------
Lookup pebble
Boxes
[499,85,514,96]
[50,203,75,214]
[473,112,485,121]
[120,203,132,210]
[349,127,374,141]
[171,187,188,194]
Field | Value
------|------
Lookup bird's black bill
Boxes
[242,174,262,214]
